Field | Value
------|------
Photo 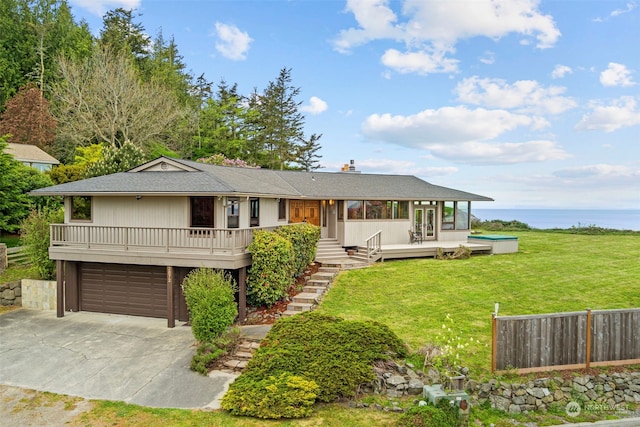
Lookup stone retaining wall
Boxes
[467,372,640,414]
[0,243,7,272]
[21,279,57,311]
[1,281,21,306]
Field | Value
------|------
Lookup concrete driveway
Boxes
[0,309,237,408]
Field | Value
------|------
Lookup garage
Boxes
[79,263,167,318]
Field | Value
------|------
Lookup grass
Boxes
[317,231,640,375]
[0,234,21,248]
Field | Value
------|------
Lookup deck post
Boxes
[167,266,175,328]
[238,267,247,323]
[56,260,64,318]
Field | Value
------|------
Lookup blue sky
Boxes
[68,0,639,209]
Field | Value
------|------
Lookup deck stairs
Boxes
[281,266,340,317]
[315,238,377,267]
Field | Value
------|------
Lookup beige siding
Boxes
[342,220,412,246]
[92,197,187,227]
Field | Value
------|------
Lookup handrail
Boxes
[364,229,382,261]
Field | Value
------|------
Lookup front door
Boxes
[290,200,320,226]
[414,207,436,240]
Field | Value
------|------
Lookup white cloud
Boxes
[593,2,637,22]
[362,106,547,147]
[334,0,560,75]
[553,164,639,180]
[349,159,459,177]
[576,96,640,132]
[600,62,635,87]
[479,51,495,65]
[212,22,253,61]
[381,49,459,74]
[427,140,570,164]
[551,64,573,79]
[69,0,140,16]
[301,96,328,115]
[455,76,577,114]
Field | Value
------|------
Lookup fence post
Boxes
[491,313,497,372]
[585,308,592,369]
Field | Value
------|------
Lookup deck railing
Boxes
[364,230,383,262]
[50,224,276,255]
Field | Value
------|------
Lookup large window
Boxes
[71,196,92,221]
[345,200,409,220]
[250,198,260,227]
[442,201,470,230]
[337,200,344,220]
[190,197,214,227]
[227,197,239,228]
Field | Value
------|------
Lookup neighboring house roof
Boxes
[5,143,59,165]
[31,156,493,202]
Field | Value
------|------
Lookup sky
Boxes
[67,0,639,210]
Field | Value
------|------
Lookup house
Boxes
[31,157,493,327]
[6,143,60,171]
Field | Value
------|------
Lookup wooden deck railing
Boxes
[50,224,276,255]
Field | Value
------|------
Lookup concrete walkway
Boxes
[0,309,236,409]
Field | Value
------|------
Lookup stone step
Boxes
[306,278,329,286]
[311,272,336,281]
[292,292,321,304]
[238,341,260,351]
[281,309,302,317]
[303,285,327,294]
[223,359,248,370]
[286,302,315,312]
[233,351,254,360]
[318,266,340,274]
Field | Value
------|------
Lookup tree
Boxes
[51,45,187,152]
[0,83,57,150]
[295,133,323,171]
[86,141,147,177]
[98,8,149,66]
[0,136,54,233]
[257,68,305,170]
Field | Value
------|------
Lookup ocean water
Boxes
[472,209,640,231]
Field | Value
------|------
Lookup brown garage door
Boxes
[80,263,167,318]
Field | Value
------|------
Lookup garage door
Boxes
[80,263,167,318]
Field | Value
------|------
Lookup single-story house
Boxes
[6,143,60,171]
[31,157,493,326]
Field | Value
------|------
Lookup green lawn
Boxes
[317,231,640,375]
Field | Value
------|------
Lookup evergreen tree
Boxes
[296,133,323,171]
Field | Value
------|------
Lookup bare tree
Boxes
[51,46,187,151]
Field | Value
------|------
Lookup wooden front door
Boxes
[290,200,320,226]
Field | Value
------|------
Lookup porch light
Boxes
[329,199,334,206]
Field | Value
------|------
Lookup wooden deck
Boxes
[379,240,492,260]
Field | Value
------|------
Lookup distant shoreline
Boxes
[473,209,640,231]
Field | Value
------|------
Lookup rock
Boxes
[386,375,407,387]
[407,379,424,395]
[574,376,591,386]
[490,395,510,412]
[527,388,545,399]
[508,404,521,414]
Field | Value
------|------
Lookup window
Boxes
[190,197,214,228]
[394,201,409,219]
[442,201,470,230]
[365,200,391,219]
[278,199,287,220]
[456,201,470,230]
[227,197,239,228]
[71,196,92,221]
[337,200,344,220]
[250,198,260,227]
[347,200,363,219]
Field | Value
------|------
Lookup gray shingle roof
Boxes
[31,157,493,202]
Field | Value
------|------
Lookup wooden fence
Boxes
[7,246,29,266]
[492,308,640,374]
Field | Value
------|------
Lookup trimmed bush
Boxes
[221,372,319,419]
[228,312,407,405]
[246,230,294,306]
[274,223,320,277]
[397,401,462,427]
[182,268,237,342]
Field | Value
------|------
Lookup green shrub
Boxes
[274,223,320,277]
[20,208,64,280]
[182,268,238,342]
[247,230,294,306]
[221,372,319,419]
[397,401,462,427]
[190,327,240,375]
[233,312,407,403]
